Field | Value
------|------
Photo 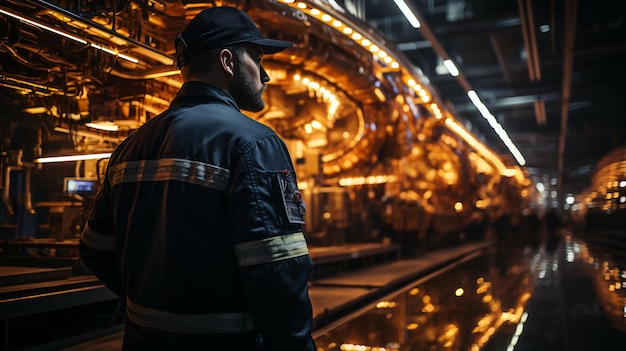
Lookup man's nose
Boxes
[260,66,270,83]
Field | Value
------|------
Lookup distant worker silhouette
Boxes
[80,6,316,350]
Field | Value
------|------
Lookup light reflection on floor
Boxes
[313,229,626,351]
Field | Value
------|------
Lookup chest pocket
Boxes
[270,170,306,225]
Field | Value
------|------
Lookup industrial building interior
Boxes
[0,0,625,349]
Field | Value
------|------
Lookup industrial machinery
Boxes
[0,0,531,265]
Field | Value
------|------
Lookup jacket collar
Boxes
[170,81,240,110]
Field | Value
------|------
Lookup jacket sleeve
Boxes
[228,135,316,351]
[79,172,126,299]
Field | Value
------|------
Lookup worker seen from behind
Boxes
[79,6,316,351]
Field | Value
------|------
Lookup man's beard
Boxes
[231,64,265,112]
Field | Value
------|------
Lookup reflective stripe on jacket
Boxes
[126,299,255,334]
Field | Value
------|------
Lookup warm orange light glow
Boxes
[454,202,463,212]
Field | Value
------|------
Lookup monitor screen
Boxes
[64,178,98,195]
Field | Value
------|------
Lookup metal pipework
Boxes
[2,163,36,217]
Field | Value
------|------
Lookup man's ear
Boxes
[219,49,235,76]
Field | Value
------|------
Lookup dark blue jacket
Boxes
[80,81,315,350]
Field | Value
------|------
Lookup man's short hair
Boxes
[179,44,246,78]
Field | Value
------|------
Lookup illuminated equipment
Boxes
[44,178,98,241]
[579,146,626,230]
[63,178,98,197]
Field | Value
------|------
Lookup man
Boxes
[80,6,316,350]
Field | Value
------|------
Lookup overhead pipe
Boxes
[53,126,127,143]
[517,0,540,82]
[550,0,557,55]
[533,100,547,126]
[24,166,33,213]
[524,0,541,81]
[489,34,511,84]
[1,164,37,216]
[2,166,20,217]
[110,67,181,80]
[557,0,577,192]
[516,0,533,80]
[22,0,175,65]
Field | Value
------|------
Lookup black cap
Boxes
[175,7,292,67]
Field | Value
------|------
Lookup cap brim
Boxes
[250,38,292,54]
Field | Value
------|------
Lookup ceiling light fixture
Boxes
[467,90,526,166]
[392,0,421,28]
[443,59,460,76]
[0,8,139,63]
[34,153,112,163]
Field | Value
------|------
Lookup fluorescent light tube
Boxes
[35,153,112,163]
[393,0,421,28]
[443,59,459,76]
